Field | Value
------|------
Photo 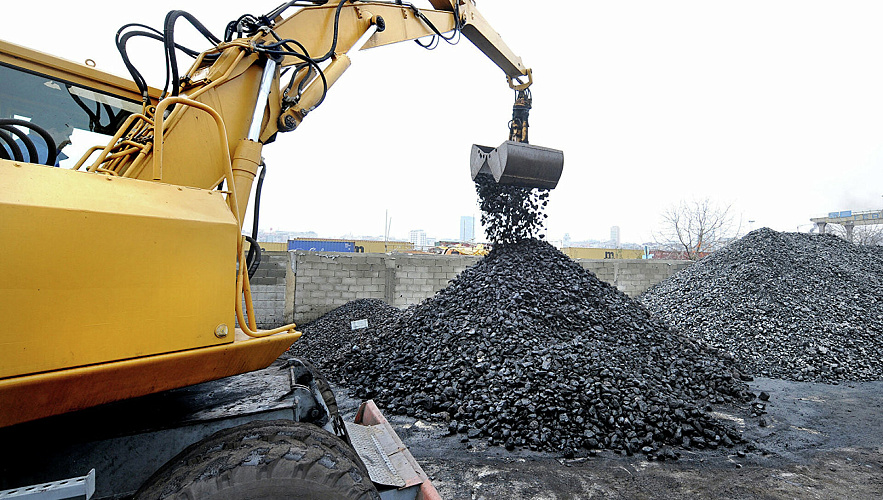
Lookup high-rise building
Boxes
[610,226,621,248]
[460,216,475,243]
[409,229,428,249]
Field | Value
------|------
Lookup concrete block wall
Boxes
[246,251,288,328]
[287,252,387,323]
[248,251,694,328]
[286,251,480,324]
[576,259,692,296]
[386,254,480,308]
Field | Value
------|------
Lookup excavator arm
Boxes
[258,0,533,137]
[427,0,530,85]
[76,0,561,226]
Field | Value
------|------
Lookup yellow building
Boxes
[354,240,414,253]
[563,247,645,260]
[253,239,413,254]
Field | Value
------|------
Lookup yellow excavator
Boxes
[0,1,563,498]
[440,243,490,256]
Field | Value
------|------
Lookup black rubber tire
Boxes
[134,420,380,500]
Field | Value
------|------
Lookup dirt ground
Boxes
[339,378,883,499]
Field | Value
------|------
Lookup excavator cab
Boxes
[470,81,564,190]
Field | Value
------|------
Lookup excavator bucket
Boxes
[471,141,564,190]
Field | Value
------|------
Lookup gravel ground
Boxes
[333,377,883,499]
[641,228,883,383]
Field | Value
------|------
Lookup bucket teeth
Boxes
[470,141,564,190]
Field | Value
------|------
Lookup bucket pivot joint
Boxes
[509,88,532,144]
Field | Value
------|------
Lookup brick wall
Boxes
[248,251,693,327]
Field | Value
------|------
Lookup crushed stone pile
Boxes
[641,228,883,383]
[288,299,400,370]
[330,239,750,457]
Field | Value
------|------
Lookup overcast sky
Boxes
[7,1,883,244]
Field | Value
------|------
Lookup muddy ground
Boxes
[338,378,883,499]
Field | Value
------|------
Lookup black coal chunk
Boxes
[328,239,749,454]
[641,228,883,383]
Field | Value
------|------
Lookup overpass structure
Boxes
[811,209,883,241]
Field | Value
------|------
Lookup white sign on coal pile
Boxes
[350,319,369,330]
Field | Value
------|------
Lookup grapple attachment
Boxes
[471,140,564,190]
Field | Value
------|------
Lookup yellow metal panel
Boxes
[0,161,238,379]
[0,330,301,427]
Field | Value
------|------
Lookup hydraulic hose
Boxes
[0,129,23,161]
[163,10,222,99]
[0,119,56,166]
[0,125,38,162]
[245,235,262,279]
[245,163,267,278]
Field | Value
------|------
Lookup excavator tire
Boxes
[134,420,380,500]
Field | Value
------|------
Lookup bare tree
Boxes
[826,224,883,246]
[655,198,740,260]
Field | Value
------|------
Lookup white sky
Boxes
[6,1,883,244]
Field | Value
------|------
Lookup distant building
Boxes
[258,230,318,243]
[610,226,621,248]
[460,216,475,243]
[409,229,428,250]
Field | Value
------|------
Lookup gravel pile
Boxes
[332,239,750,457]
[641,228,883,383]
[288,299,400,370]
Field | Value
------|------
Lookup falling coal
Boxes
[474,173,549,244]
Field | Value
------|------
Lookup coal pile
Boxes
[332,239,750,456]
[475,174,549,244]
[641,228,883,383]
[288,299,400,370]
